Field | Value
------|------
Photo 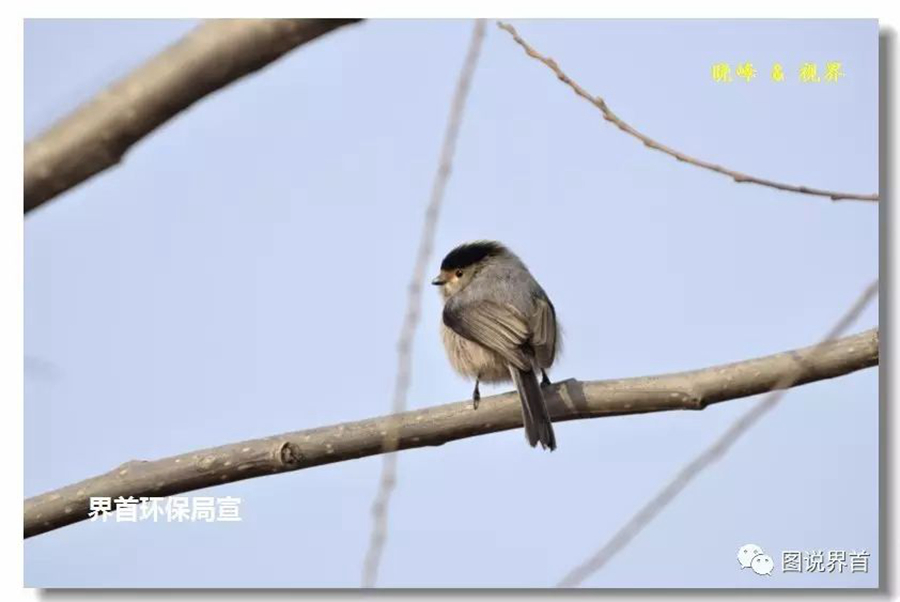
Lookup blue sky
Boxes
[24,19,879,587]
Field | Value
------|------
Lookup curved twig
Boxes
[362,19,487,588]
[497,22,878,203]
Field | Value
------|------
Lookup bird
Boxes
[431,240,560,450]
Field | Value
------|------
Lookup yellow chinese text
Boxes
[799,62,821,83]
[711,63,733,83]
[825,61,845,82]
[735,62,757,82]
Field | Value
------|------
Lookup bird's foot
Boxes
[472,380,481,410]
[541,370,552,387]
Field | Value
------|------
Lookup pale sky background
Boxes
[24,19,879,588]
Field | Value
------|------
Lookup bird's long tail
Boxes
[509,366,557,451]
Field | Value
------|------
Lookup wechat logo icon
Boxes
[738,543,774,576]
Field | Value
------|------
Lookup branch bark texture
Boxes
[24,18,361,213]
[24,328,877,539]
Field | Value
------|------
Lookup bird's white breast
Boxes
[440,323,511,383]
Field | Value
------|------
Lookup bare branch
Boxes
[24,18,361,213]
[25,328,877,539]
[558,280,878,587]
[362,19,487,588]
[497,22,878,203]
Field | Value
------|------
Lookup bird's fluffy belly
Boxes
[440,324,511,382]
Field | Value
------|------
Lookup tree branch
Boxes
[362,19,487,588]
[497,21,878,203]
[24,328,877,539]
[24,18,361,214]
[558,279,878,586]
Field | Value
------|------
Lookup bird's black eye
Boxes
[455,270,464,278]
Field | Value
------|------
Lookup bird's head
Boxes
[431,240,507,300]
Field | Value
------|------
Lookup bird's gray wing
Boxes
[442,299,532,371]
[530,296,558,368]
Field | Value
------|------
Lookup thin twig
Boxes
[497,22,878,203]
[557,279,878,587]
[24,19,361,213]
[24,328,877,539]
[360,19,487,588]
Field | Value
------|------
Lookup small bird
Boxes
[432,240,560,450]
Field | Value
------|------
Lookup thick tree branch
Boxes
[497,22,878,203]
[24,328,877,539]
[24,18,361,213]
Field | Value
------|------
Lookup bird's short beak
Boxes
[431,275,446,286]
